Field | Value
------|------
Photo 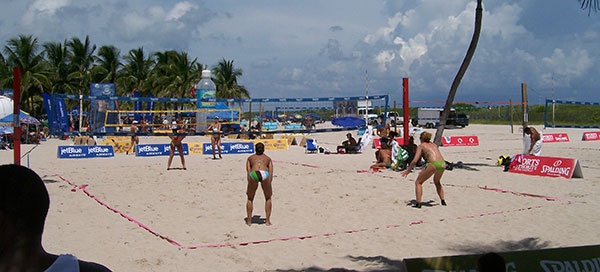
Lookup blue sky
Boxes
[1,0,598,105]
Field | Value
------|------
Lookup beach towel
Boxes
[359,126,373,152]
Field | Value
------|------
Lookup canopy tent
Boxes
[207,102,240,120]
[331,116,366,128]
[290,113,303,119]
[0,110,42,126]
[307,113,321,119]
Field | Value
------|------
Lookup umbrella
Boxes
[290,113,303,119]
[307,113,321,119]
[0,110,41,126]
[331,116,366,128]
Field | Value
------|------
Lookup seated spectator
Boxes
[0,164,111,271]
[340,133,358,153]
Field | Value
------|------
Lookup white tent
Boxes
[0,96,13,119]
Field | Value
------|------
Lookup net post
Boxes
[544,98,549,129]
[402,78,409,145]
[521,83,528,134]
[509,99,513,133]
[13,67,21,165]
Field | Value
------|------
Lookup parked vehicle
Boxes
[413,108,469,128]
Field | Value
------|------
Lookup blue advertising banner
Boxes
[90,83,116,133]
[133,91,141,122]
[136,143,189,157]
[263,122,278,130]
[202,142,254,155]
[58,145,115,159]
[42,93,58,134]
[284,124,303,130]
[54,97,69,132]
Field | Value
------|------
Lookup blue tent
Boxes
[331,116,365,128]
[0,110,41,126]
[207,102,240,120]
[307,113,321,119]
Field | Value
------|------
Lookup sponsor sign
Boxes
[442,136,479,146]
[187,142,204,154]
[403,244,600,272]
[543,133,570,143]
[284,124,303,130]
[373,138,404,149]
[135,143,188,157]
[101,140,131,153]
[58,145,114,159]
[509,154,583,179]
[202,142,254,154]
[251,139,289,150]
[263,122,278,130]
[582,131,600,141]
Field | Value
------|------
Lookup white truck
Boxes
[414,108,468,128]
[357,100,379,125]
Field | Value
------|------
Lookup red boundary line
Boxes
[47,161,574,249]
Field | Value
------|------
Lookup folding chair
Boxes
[305,138,318,153]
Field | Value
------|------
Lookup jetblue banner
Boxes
[202,142,254,155]
[54,96,69,132]
[58,145,115,159]
[136,143,189,157]
[42,93,58,134]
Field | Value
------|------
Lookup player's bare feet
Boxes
[246,220,252,226]
[265,220,272,226]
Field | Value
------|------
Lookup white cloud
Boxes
[542,48,593,78]
[166,1,197,21]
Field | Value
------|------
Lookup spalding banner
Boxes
[403,244,600,272]
[543,133,570,143]
[202,142,254,154]
[135,143,189,157]
[508,154,583,179]
[582,131,600,141]
[442,136,479,146]
[58,145,115,159]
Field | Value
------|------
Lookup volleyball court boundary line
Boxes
[45,161,574,249]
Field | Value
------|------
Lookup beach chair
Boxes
[305,138,318,154]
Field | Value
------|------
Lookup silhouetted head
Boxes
[0,164,49,238]
[420,131,432,143]
[255,142,265,155]
[477,252,506,272]
[524,127,531,134]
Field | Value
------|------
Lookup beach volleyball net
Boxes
[544,99,600,128]
[45,93,389,136]
[411,101,512,127]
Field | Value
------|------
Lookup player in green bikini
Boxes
[402,131,447,208]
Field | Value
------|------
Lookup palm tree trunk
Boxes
[434,0,483,145]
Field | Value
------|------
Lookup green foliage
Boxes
[1,35,248,118]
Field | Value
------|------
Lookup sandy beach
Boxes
[1,124,599,271]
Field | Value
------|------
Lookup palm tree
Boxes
[212,58,249,100]
[0,52,11,89]
[67,36,96,96]
[43,40,76,94]
[119,47,154,97]
[579,0,599,15]
[92,45,121,84]
[3,34,50,115]
[433,0,482,145]
[164,51,199,99]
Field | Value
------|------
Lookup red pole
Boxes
[402,78,409,145]
[13,67,21,165]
